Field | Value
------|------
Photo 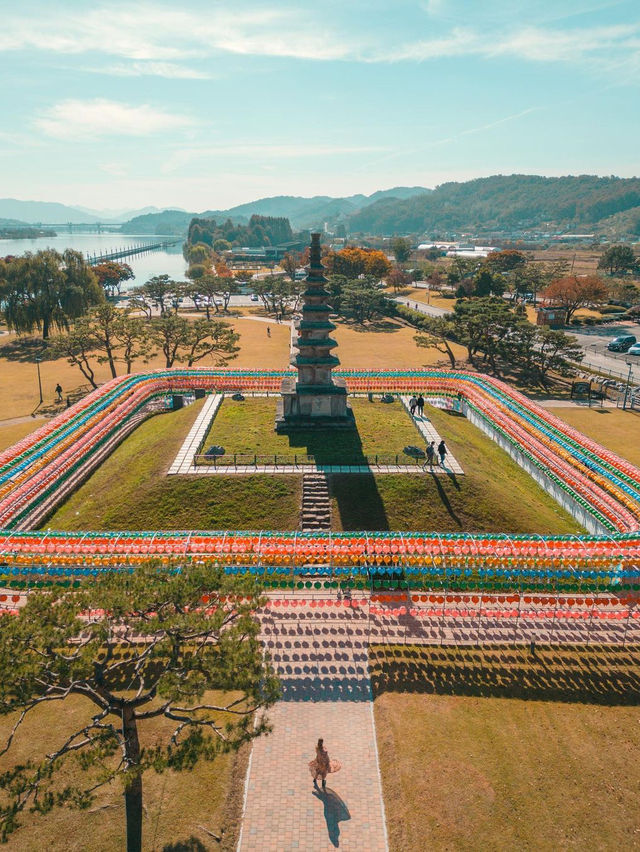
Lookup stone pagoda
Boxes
[275,232,354,432]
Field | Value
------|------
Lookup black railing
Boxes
[193,452,427,467]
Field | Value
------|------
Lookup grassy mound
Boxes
[44,402,301,531]
[330,405,582,534]
[202,396,421,463]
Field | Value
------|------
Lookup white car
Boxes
[627,343,640,356]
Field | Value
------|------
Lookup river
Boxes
[0,232,187,289]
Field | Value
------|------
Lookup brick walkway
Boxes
[238,603,388,852]
[237,587,637,849]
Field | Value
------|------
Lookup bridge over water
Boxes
[85,239,182,265]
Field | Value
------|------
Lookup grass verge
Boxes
[371,644,640,852]
[546,406,640,468]
[0,419,47,453]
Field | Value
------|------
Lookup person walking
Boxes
[408,395,417,417]
[308,738,341,790]
[417,394,425,418]
[267,326,271,337]
[425,440,435,467]
[438,439,447,467]
[55,383,63,402]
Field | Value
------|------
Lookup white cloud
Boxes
[387,22,640,67]
[35,99,193,140]
[98,61,212,79]
[0,5,352,62]
[0,3,638,74]
[99,162,128,177]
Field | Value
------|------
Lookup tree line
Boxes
[0,252,240,387]
[188,214,293,250]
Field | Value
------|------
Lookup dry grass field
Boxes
[0,313,458,425]
[530,246,601,276]
[0,418,47,452]
[546,406,640,468]
[371,644,640,852]
[0,693,248,851]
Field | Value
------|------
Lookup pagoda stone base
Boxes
[275,376,355,432]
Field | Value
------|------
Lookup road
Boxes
[394,296,640,384]
[392,295,452,319]
[569,321,640,383]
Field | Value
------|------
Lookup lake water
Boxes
[0,232,187,289]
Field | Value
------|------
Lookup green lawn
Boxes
[330,405,582,533]
[202,396,421,463]
[44,403,301,531]
[372,644,640,852]
[45,398,582,534]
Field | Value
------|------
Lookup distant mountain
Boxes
[75,204,179,220]
[120,187,431,235]
[203,187,430,229]
[122,209,194,236]
[0,199,188,225]
[0,199,105,225]
[347,174,640,236]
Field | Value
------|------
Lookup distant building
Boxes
[536,306,565,328]
[417,241,496,257]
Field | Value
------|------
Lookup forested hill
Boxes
[188,215,293,248]
[347,175,640,235]
[120,187,429,234]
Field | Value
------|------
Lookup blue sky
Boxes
[1,0,639,211]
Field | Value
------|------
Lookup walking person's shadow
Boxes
[313,787,351,847]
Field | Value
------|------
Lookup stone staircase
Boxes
[300,472,331,530]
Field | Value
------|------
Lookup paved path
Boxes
[167,394,221,475]
[238,604,388,852]
[400,397,464,475]
[392,295,451,318]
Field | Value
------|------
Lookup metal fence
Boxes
[193,452,428,468]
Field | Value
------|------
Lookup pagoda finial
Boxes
[307,232,326,283]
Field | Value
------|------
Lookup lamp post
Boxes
[35,355,43,406]
[622,361,634,410]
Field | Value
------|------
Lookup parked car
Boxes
[608,334,637,352]
[627,343,640,356]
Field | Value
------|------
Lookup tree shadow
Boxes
[369,644,640,706]
[312,787,351,847]
[340,318,401,334]
[0,336,50,363]
[162,837,208,852]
